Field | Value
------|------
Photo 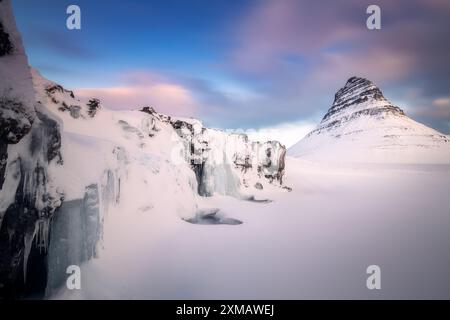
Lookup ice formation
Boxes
[0,0,286,298]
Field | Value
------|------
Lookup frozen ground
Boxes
[54,157,450,299]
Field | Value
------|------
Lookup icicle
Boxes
[35,218,50,253]
[23,223,38,282]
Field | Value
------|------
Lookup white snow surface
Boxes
[53,157,450,299]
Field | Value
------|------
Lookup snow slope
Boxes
[54,158,450,299]
[289,77,450,164]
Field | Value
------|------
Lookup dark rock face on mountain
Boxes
[0,20,13,56]
[289,77,450,163]
[313,76,405,136]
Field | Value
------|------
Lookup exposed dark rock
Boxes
[0,21,13,56]
[87,98,100,117]
[171,119,194,135]
[0,97,34,144]
[0,142,7,189]
[140,106,157,115]
[0,97,35,190]
[45,85,75,99]
[254,182,263,190]
[32,111,63,164]
[306,77,406,138]
[322,77,404,123]
[234,155,252,172]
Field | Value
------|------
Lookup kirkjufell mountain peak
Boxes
[289,76,450,163]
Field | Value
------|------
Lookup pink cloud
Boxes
[75,71,198,117]
[228,0,449,78]
[309,47,418,86]
[229,0,363,73]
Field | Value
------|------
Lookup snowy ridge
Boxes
[289,77,450,163]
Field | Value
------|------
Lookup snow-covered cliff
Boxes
[0,0,64,298]
[0,0,286,297]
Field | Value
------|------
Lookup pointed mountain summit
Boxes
[321,76,404,128]
[289,77,450,163]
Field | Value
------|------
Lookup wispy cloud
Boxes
[27,27,95,59]
[75,71,197,116]
[433,98,450,108]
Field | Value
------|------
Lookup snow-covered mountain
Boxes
[0,0,286,298]
[289,77,450,163]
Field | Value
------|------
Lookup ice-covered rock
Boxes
[168,115,286,197]
[0,0,65,298]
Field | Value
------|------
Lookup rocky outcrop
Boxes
[0,20,13,56]
[167,116,286,197]
[138,107,287,198]
[33,68,101,120]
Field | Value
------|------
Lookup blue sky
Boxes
[11,0,450,144]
